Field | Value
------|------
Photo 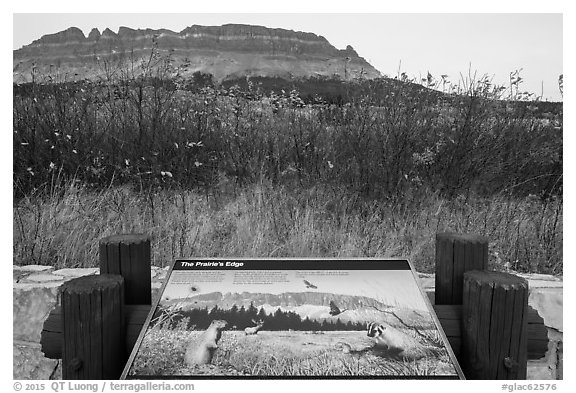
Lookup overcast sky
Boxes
[12,12,563,101]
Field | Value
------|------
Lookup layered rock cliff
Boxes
[13,24,381,83]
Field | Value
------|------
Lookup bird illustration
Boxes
[329,300,348,316]
[303,280,318,289]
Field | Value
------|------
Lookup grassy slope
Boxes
[130,327,456,377]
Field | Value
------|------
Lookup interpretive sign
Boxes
[122,258,464,379]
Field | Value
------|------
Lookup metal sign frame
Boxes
[122,258,464,379]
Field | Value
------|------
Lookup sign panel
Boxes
[122,258,464,379]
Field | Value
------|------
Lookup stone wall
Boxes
[13,265,168,380]
[13,266,562,380]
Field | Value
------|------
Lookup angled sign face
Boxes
[122,258,464,379]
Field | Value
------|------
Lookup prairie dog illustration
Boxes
[244,319,264,335]
[184,319,228,366]
[367,322,421,358]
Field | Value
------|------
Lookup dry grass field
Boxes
[13,181,562,274]
[129,326,457,377]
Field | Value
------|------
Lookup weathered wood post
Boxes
[61,274,125,379]
[462,270,528,379]
[435,233,488,304]
[99,234,152,305]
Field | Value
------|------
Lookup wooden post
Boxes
[61,274,125,379]
[462,270,528,379]
[41,305,152,359]
[99,234,151,305]
[435,233,488,304]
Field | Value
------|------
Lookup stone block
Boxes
[17,265,54,273]
[418,273,435,304]
[13,344,58,380]
[519,273,563,287]
[151,280,165,303]
[52,268,99,278]
[21,274,64,283]
[529,288,563,332]
[13,270,30,283]
[13,285,59,342]
[527,359,556,380]
[151,266,168,280]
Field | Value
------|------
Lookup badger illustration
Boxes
[367,321,424,359]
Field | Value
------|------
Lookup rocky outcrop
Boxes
[87,28,101,41]
[168,290,392,310]
[13,24,381,83]
[30,27,86,45]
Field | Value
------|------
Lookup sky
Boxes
[12,12,563,101]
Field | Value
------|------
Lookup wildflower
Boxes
[49,162,56,170]
[186,141,203,148]
[160,171,173,178]
[194,161,203,167]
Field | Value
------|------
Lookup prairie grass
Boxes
[129,326,455,377]
[13,180,562,274]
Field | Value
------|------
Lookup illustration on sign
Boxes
[122,259,463,379]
